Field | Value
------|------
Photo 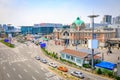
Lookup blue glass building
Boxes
[21,23,62,35]
[2,24,20,36]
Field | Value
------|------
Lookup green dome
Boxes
[71,23,76,28]
[74,17,84,26]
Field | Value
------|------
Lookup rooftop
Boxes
[61,49,101,59]
[61,49,87,58]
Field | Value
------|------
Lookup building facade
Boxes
[0,24,20,37]
[21,23,62,35]
[60,49,101,66]
[112,15,120,24]
[53,17,116,47]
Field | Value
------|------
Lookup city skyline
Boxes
[0,0,120,26]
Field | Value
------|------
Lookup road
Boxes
[0,42,61,80]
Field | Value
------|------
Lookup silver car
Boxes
[35,56,40,60]
[40,59,47,64]
[71,71,84,79]
[49,62,57,68]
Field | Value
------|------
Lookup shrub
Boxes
[107,71,114,77]
[97,68,102,74]
[115,76,120,80]
[83,64,91,68]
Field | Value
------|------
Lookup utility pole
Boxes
[88,15,99,69]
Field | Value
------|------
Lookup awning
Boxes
[95,61,116,70]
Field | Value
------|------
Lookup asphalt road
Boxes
[0,39,114,80]
[0,42,61,80]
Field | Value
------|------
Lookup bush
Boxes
[97,68,102,74]
[83,64,91,68]
[41,48,58,59]
[115,76,120,80]
[102,68,114,77]
[107,71,114,77]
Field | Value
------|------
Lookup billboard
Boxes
[88,39,98,49]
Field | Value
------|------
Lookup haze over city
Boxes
[0,0,120,26]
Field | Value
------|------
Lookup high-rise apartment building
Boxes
[112,15,120,24]
[103,15,112,24]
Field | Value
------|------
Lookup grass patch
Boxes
[0,40,15,48]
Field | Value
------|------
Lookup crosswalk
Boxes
[45,72,61,80]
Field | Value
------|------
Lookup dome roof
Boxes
[74,17,84,26]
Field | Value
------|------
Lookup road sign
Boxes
[93,34,96,39]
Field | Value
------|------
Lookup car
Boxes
[49,62,57,68]
[71,71,84,79]
[57,66,68,72]
[35,56,40,60]
[40,58,47,64]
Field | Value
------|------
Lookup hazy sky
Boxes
[0,0,120,26]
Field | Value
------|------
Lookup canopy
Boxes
[95,61,116,70]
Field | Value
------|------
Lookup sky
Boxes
[0,0,120,26]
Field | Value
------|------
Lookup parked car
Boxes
[71,71,84,79]
[35,56,40,60]
[40,58,47,64]
[49,62,57,68]
[57,66,68,72]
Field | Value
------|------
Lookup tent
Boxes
[4,39,9,42]
[95,61,116,70]
[39,42,46,48]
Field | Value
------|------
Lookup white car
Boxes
[71,71,84,79]
[48,62,57,68]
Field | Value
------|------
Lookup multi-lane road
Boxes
[0,40,115,80]
[0,42,61,80]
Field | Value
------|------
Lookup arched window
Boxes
[63,31,69,36]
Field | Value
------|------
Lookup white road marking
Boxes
[24,69,28,72]
[18,74,22,79]
[35,70,39,74]
[32,76,36,80]
[7,73,10,78]
[45,72,55,77]
[41,67,48,72]
[3,66,5,70]
[52,76,60,80]
[13,68,16,71]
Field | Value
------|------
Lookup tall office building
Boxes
[103,15,112,24]
[112,15,120,24]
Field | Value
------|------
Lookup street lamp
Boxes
[88,15,99,69]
